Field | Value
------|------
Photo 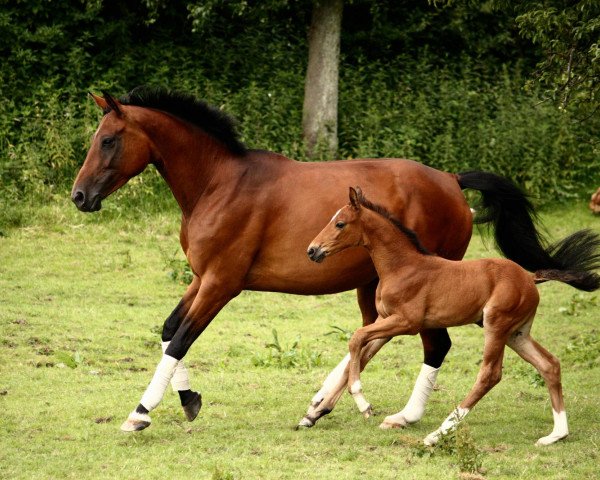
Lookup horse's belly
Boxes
[244,247,377,294]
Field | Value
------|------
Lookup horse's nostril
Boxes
[72,190,85,204]
[307,247,316,257]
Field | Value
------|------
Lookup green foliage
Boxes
[563,331,600,368]
[252,329,322,369]
[558,293,597,316]
[496,0,600,114]
[415,424,486,475]
[1,0,597,229]
[324,325,354,342]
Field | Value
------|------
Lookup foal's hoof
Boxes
[120,411,151,432]
[182,391,202,422]
[362,405,373,419]
[296,416,315,429]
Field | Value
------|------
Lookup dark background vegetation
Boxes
[1,0,598,228]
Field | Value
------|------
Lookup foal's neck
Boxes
[360,209,424,275]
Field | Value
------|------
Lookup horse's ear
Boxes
[100,91,123,117]
[349,187,360,209]
[89,92,108,111]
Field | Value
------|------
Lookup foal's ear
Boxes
[349,187,360,209]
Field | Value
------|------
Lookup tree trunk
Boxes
[302,0,343,160]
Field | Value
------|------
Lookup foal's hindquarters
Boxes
[347,267,569,447]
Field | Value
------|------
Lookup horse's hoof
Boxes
[379,414,409,430]
[535,433,568,446]
[182,391,202,422]
[362,405,373,419]
[120,411,151,432]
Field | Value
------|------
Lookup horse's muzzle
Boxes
[307,245,327,263]
[71,189,102,212]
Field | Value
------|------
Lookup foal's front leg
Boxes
[347,314,417,417]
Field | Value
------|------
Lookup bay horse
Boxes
[72,86,568,432]
[306,187,600,445]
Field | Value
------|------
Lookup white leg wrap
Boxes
[382,364,439,427]
[309,353,351,408]
[536,410,569,446]
[162,341,191,391]
[424,406,470,446]
[140,354,179,412]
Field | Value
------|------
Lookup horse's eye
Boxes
[101,137,115,148]
[335,221,345,229]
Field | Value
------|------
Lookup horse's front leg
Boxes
[380,328,450,429]
[120,278,240,432]
[159,276,202,422]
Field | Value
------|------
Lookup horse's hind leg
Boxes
[160,276,202,422]
[507,322,568,446]
[424,328,507,446]
[380,328,450,429]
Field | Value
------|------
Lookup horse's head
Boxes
[71,92,154,212]
[307,187,365,263]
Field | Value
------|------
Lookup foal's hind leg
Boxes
[507,321,568,446]
[424,328,507,446]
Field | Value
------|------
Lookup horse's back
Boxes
[236,153,472,294]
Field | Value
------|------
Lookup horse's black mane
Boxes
[355,190,433,256]
[114,86,247,156]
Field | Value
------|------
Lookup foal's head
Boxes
[71,92,154,212]
[307,187,365,263]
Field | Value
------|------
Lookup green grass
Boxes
[0,198,598,479]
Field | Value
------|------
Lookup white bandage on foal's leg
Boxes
[424,406,470,446]
[382,364,439,427]
[310,353,351,407]
[162,341,191,391]
[140,354,179,411]
[536,409,569,446]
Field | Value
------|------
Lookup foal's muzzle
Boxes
[307,245,327,263]
[71,189,102,212]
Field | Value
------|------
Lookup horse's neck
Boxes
[360,210,422,276]
[142,110,240,217]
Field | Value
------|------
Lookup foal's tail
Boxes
[457,171,600,291]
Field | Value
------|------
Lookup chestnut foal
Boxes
[305,187,600,446]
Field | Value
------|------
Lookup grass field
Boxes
[0,197,599,479]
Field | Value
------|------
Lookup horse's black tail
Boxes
[534,230,600,291]
[457,171,600,291]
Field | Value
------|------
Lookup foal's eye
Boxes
[335,221,345,229]
[101,137,115,148]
